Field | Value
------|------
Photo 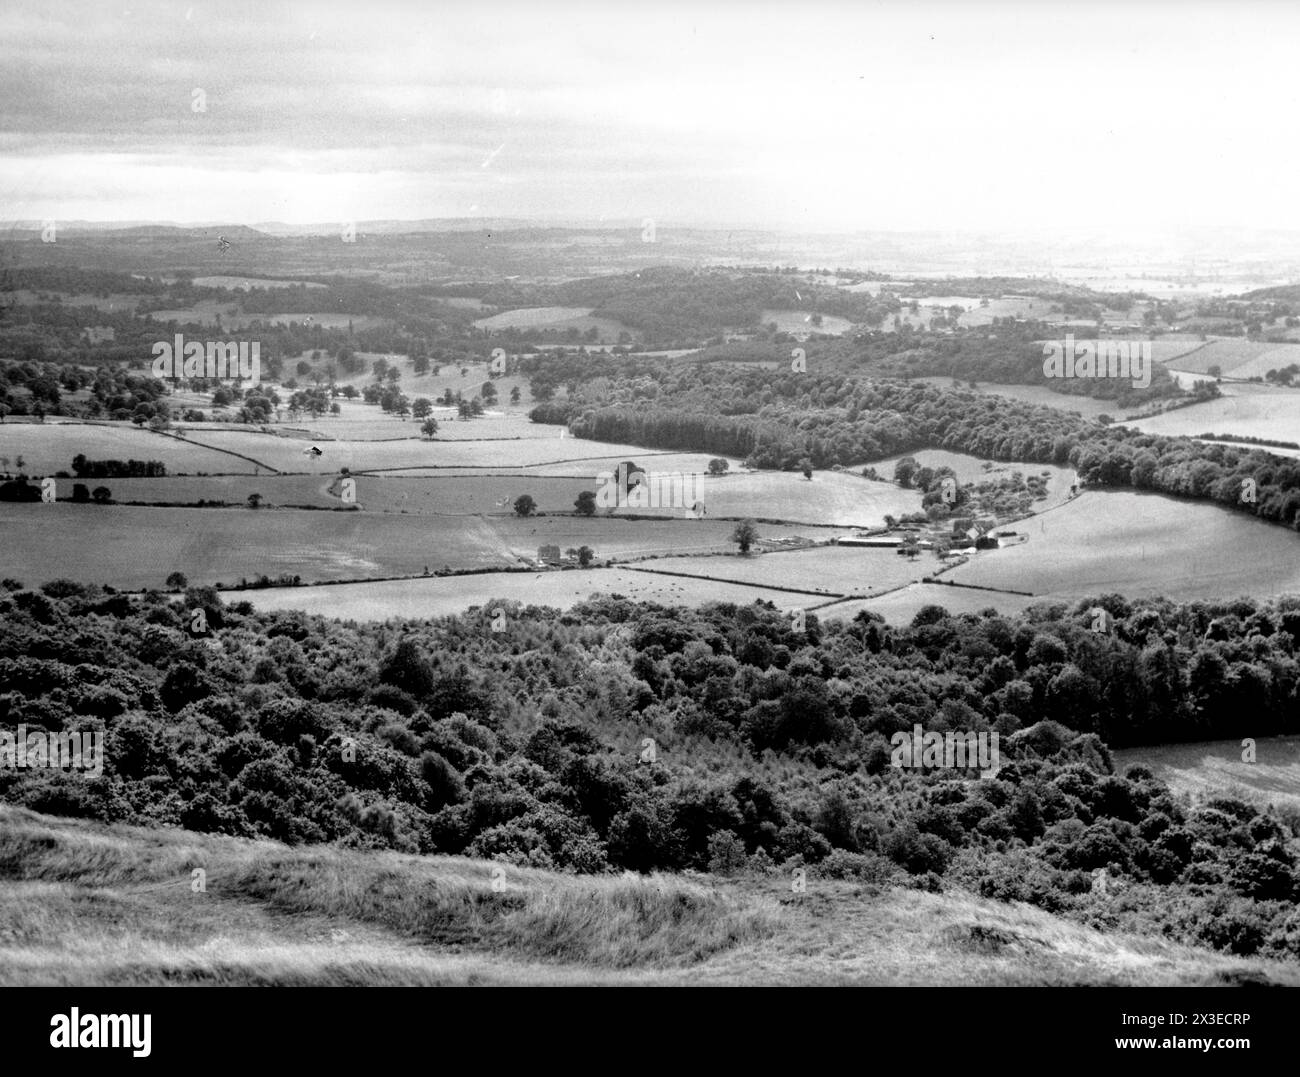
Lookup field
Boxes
[609,469,919,527]
[867,449,1077,509]
[636,546,929,602]
[945,489,1300,603]
[1123,382,1300,444]
[0,501,843,590]
[190,275,326,290]
[956,296,1060,328]
[1158,338,1300,379]
[241,566,816,620]
[912,378,1119,420]
[0,421,253,475]
[819,582,1045,625]
[472,307,635,341]
[1113,737,1300,814]
[759,309,853,336]
[5,806,1293,987]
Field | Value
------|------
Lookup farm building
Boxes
[537,544,562,565]
[836,534,902,548]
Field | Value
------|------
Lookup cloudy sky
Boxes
[1,0,1297,234]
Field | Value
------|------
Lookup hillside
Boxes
[3,806,1294,987]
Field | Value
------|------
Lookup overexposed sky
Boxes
[1,0,1297,233]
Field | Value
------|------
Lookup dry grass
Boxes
[4,806,1297,986]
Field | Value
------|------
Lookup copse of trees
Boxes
[71,454,166,478]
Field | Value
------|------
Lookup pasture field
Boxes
[1157,338,1296,376]
[472,307,635,341]
[818,583,1044,625]
[907,295,983,310]
[0,422,252,475]
[759,309,853,336]
[143,306,386,332]
[190,275,325,290]
[1113,737,1300,814]
[240,566,814,621]
[912,378,1118,420]
[1123,382,1300,444]
[9,289,144,312]
[608,468,919,527]
[956,296,1060,328]
[7,806,1286,986]
[1220,343,1300,381]
[1148,337,1212,364]
[379,449,743,478]
[97,473,584,514]
[945,490,1300,603]
[143,299,239,326]
[0,502,835,590]
[472,306,595,329]
[866,449,1076,509]
[636,545,928,600]
[170,426,686,474]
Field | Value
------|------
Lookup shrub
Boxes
[706,830,748,876]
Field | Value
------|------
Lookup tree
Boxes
[513,494,537,517]
[481,382,497,402]
[574,490,597,515]
[247,493,263,509]
[510,386,521,405]
[166,571,189,591]
[707,458,729,476]
[731,519,758,553]
[894,456,920,488]
[412,398,432,419]
[421,418,438,439]
[801,459,813,480]
[91,486,112,503]
[577,545,595,567]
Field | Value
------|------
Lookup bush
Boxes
[817,849,893,883]
[421,751,466,811]
[706,830,748,876]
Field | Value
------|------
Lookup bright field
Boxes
[609,469,920,527]
[759,309,853,336]
[818,583,1045,625]
[240,567,816,621]
[0,422,255,475]
[1123,382,1300,444]
[945,490,1300,603]
[1113,737,1300,814]
[635,546,929,601]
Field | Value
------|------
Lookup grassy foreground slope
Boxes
[2,806,1294,987]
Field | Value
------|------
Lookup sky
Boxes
[1,0,1298,235]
